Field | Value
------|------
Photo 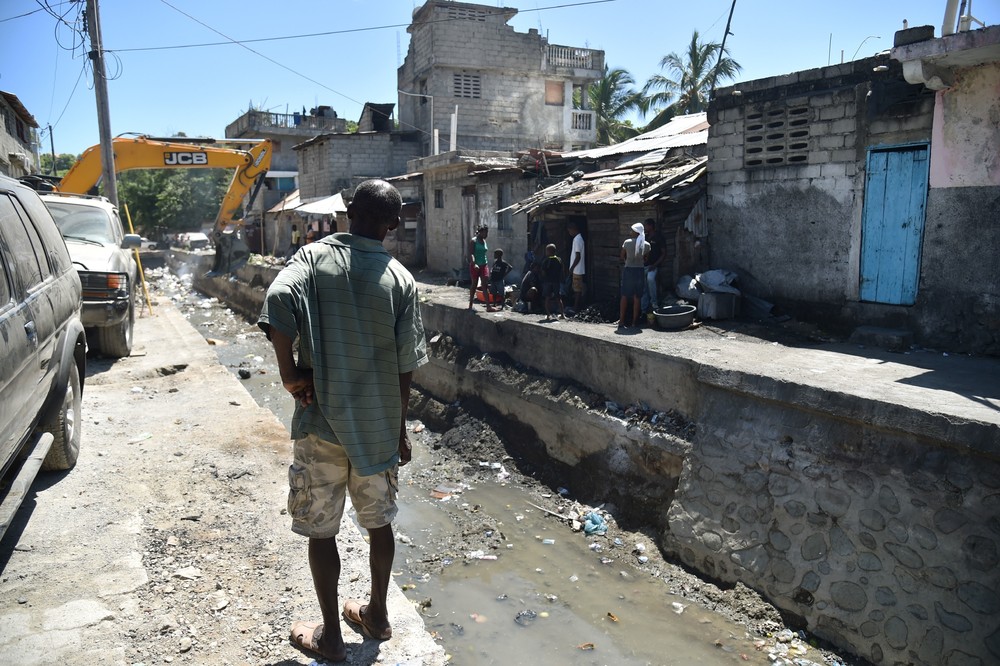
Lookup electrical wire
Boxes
[49,60,88,131]
[0,6,46,23]
[113,0,619,53]
[136,0,616,149]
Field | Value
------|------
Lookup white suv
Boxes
[40,193,141,358]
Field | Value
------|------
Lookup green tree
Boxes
[642,30,742,130]
[117,168,231,236]
[39,152,77,176]
[588,65,644,146]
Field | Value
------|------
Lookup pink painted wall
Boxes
[930,63,1000,189]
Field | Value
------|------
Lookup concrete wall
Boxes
[297,133,422,200]
[398,1,600,152]
[415,300,1000,666]
[708,55,1000,355]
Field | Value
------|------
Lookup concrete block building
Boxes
[225,104,346,221]
[693,21,1000,666]
[0,91,39,178]
[706,24,1000,356]
[408,150,534,277]
[397,1,604,156]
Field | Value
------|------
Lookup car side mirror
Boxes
[122,234,142,249]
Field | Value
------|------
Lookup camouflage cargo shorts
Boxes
[287,433,399,538]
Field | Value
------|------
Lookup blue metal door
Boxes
[860,144,930,305]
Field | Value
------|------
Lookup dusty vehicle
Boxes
[40,192,140,358]
[0,175,87,540]
[54,135,271,274]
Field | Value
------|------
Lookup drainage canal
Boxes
[148,265,860,666]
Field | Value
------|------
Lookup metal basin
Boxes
[654,305,697,330]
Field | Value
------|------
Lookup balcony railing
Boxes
[545,44,604,71]
[571,110,594,131]
[226,110,345,138]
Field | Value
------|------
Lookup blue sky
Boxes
[2,0,996,157]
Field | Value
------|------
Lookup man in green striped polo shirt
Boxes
[259,179,428,662]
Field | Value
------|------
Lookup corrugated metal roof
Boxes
[502,154,707,216]
[567,112,708,160]
[297,193,346,215]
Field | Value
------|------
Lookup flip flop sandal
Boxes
[289,621,346,662]
[342,599,392,640]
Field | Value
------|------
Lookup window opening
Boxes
[453,74,482,99]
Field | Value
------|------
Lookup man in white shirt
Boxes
[567,220,585,314]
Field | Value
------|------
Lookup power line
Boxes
[49,60,88,131]
[0,6,46,22]
[111,0,618,53]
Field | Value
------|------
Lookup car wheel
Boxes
[96,287,135,358]
[41,361,82,472]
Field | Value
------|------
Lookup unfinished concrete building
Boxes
[0,91,39,178]
[397,1,604,155]
[225,104,346,219]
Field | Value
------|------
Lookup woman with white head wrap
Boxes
[618,222,651,329]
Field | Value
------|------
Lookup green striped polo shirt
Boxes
[259,232,428,475]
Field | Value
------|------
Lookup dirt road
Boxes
[0,300,445,666]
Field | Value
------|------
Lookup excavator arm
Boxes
[58,135,272,273]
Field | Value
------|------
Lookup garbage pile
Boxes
[603,400,696,438]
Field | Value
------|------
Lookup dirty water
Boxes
[150,271,799,665]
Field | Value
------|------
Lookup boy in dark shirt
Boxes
[488,249,513,312]
[540,243,565,321]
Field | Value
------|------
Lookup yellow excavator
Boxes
[53,135,272,274]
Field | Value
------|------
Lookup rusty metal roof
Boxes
[502,153,707,216]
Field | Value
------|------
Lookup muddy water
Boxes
[159,276,775,665]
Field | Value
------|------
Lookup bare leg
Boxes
[632,296,642,327]
[619,295,627,326]
[308,537,346,660]
[362,524,394,636]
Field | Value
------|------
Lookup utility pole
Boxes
[85,0,118,206]
[48,124,56,175]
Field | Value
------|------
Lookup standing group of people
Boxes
[288,217,336,258]
[510,220,586,320]
[466,224,514,312]
[506,217,665,330]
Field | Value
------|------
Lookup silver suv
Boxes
[1,175,87,540]
[40,193,140,358]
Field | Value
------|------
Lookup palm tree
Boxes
[587,65,644,146]
[642,30,742,130]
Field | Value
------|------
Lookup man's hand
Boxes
[398,431,412,466]
[282,367,314,407]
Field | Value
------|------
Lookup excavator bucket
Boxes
[208,228,251,276]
